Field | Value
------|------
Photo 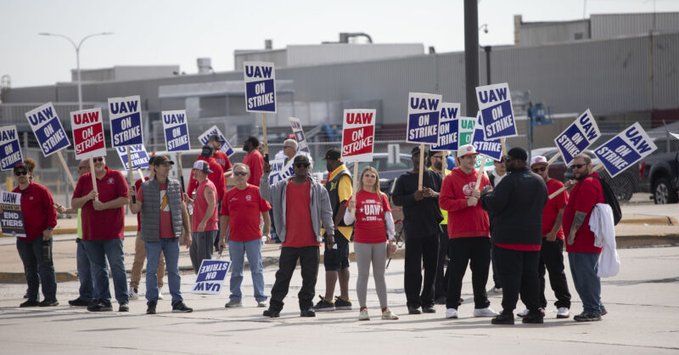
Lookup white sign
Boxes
[192,259,231,295]
[70,108,107,160]
[25,102,71,157]
[406,92,442,144]
[341,109,376,163]
[244,61,276,113]
[108,95,144,147]
[288,117,309,153]
[162,110,191,152]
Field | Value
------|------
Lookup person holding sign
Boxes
[243,136,265,186]
[439,145,497,319]
[562,154,607,322]
[67,159,94,307]
[188,161,219,274]
[479,148,548,325]
[314,149,353,312]
[259,155,335,318]
[391,146,442,315]
[219,163,272,308]
[11,160,59,307]
[129,155,193,314]
[71,156,130,312]
[344,167,399,321]
[208,135,233,178]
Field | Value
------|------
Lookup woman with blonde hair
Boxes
[344,166,398,320]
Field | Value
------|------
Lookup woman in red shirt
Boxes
[344,166,398,321]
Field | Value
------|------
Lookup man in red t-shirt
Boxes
[259,155,335,318]
[72,156,130,312]
[208,134,233,179]
[188,160,219,273]
[562,154,606,322]
[219,163,271,308]
[527,156,572,319]
[242,136,264,186]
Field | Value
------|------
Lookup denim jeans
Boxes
[145,238,182,305]
[228,239,267,302]
[568,252,602,315]
[84,239,128,306]
[16,237,57,302]
[76,239,93,301]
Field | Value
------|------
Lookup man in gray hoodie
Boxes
[259,155,335,318]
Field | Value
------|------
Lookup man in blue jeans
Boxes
[219,163,271,308]
[130,155,193,314]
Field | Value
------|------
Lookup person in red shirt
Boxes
[242,136,264,186]
[188,160,219,273]
[219,163,271,308]
[208,134,233,179]
[562,154,606,322]
[186,145,225,202]
[344,166,398,321]
[11,160,58,307]
[72,155,130,312]
[522,155,572,319]
[439,144,497,320]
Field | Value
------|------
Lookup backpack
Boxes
[599,177,622,225]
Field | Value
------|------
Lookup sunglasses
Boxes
[233,171,248,176]
[14,170,28,176]
[572,164,587,169]
[532,167,547,173]
[295,163,310,168]
[93,157,104,162]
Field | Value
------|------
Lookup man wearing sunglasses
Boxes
[562,154,606,322]
[11,160,59,308]
[480,147,547,325]
[72,155,130,312]
[514,156,572,319]
[260,155,335,318]
[219,163,271,308]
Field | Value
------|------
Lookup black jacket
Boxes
[391,170,443,237]
[480,167,547,245]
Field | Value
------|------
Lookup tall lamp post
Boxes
[38,32,113,110]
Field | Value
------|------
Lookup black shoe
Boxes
[68,298,90,307]
[23,292,29,299]
[574,312,601,322]
[522,312,544,324]
[334,296,352,311]
[19,300,40,308]
[39,299,59,307]
[172,302,193,313]
[407,307,422,315]
[263,308,280,318]
[119,303,129,312]
[434,296,446,305]
[313,295,335,311]
[300,308,316,317]
[600,306,608,316]
[422,306,436,314]
[146,301,157,315]
[491,312,515,325]
[87,302,113,312]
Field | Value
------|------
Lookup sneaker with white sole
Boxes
[516,308,529,317]
[556,307,570,319]
[224,299,243,308]
[487,287,503,295]
[359,309,370,321]
[157,291,164,300]
[381,309,399,320]
[473,307,499,317]
[257,300,268,308]
[445,308,458,319]
[128,287,139,301]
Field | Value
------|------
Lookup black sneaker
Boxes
[522,312,544,324]
[172,302,193,313]
[422,306,436,313]
[19,300,40,308]
[263,308,280,318]
[434,296,447,305]
[87,302,113,312]
[300,308,316,317]
[491,312,515,325]
[39,299,59,307]
[119,303,130,312]
[600,305,608,316]
[407,307,422,315]
[313,296,335,311]
[334,296,352,310]
[146,301,157,315]
[68,298,90,307]
[574,312,601,322]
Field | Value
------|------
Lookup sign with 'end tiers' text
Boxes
[244,62,276,113]
[341,109,376,163]
[25,102,71,157]
[109,95,144,147]
[594,122,657,178]
[406,92,442,145]
[476,83,517,141]
[70,108,106,160]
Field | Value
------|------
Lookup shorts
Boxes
[323,230,350,271]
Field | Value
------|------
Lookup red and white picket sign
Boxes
[70,108,107,160]
[341,109,376,164]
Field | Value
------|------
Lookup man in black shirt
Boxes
[392,146,443,314]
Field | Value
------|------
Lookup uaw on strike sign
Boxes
[341,109,376,163]
[244,62,276,113]
[162,110,191,152]
[25,102,71,157]
[192,259,231,295]
[406,92,442,144]
[109,96,143,147]
[594,122,657,178]
[0,125,23,171]
[70,108,106,160]
[431,103,460,151]
[476,83,517,140]
[554,109,601,166]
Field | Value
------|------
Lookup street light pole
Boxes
[38,32,113,110]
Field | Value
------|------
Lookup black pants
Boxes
[16,238,57,302]
[404,232,439,309]
[491,243,502,289]
[269,246,319,312]
[446,237,491,310]
[495,247,541,314]
[538,239,571,309]
[434,226,449,300]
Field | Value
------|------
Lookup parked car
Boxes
[639,137,679,204]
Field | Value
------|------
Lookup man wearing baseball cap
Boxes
[440,144,497,319]
[188,160,219,273]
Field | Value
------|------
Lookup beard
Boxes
[433,161,443,170]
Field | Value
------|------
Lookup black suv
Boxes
[640,137,679,204]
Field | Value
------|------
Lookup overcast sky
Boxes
[2,0,677,88]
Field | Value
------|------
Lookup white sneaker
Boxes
[381,309,399,320]
[128,287,139,301]
[157,291,164,300]
[257,300,268,308]
[445,308,458,319]
[487,287,502,294]
[359,309,370,321]
[473,307,499,317]
[516,308,529,317]
[557,307,570,319]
